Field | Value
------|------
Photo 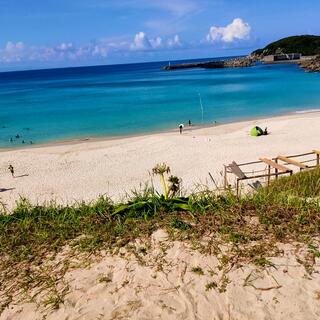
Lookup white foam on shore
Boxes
[294,108,320,114]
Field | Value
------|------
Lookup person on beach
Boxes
[8,165,14,178]
[188,120,192,126]
[179,124,184,134]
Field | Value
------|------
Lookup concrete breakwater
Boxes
[162,57,254,71]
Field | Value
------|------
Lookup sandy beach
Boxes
[1,111,320,320]
[1,111,320,210]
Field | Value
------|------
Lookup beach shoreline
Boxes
[1,108,320,152]
[2,109,320,320]
[1,110,320,211]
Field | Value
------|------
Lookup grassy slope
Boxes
[1,168,320,310]
[252,35,320,56]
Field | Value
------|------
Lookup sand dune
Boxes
[2,230,320,320]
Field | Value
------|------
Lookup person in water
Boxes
[8,164,14,178]
[188,120,192,126]
[179,124,184,134]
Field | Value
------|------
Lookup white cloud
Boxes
[130,32,152,50]
[0,41,111,63]
[91,45,108,57]
[206,18,251,43]
[56,42,73,51]
[130,32,166,50]
[0,41,25,62]
[150,36,163,49]
[129,32,185,51]
[5,41,24,51]
[0,33,185,65]
[167,35,182,48]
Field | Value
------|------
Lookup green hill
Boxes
[252,35,320,56]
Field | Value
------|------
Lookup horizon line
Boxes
[0,54,246,75]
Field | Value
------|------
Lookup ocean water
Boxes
[1,58,320,148]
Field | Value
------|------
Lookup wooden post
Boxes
[312,150,320,166]
[223,165,228,190]
[267,165,271,186]
[236,179,239,197]
[275,158,279,180]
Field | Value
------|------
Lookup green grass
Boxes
[1,168,320,311]
[259,167,320,198]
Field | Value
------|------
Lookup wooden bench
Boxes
[277,155,308,170]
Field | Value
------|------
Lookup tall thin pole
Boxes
[198,93,204,123]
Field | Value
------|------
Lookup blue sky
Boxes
[0,0,319,70]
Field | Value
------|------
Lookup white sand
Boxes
[1,112,320,210]
[1,112,320,319]
[2,230,320,320]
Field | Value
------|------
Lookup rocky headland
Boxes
[299,56,320,72]
[162,35,320,73]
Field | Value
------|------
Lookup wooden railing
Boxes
[224,150,320,196]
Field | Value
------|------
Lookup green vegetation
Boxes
[205,281,218,291]
[260,167,320,198]
[252,35,320,56]
[152,163,181,199]
[191,266,204,275]
[0,167,320,311]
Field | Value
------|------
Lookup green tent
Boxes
[250,126,264,137]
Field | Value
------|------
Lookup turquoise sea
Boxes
[1,57,320,148]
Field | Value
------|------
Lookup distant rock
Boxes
[299,56,320,72]
[224,57,254,68]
